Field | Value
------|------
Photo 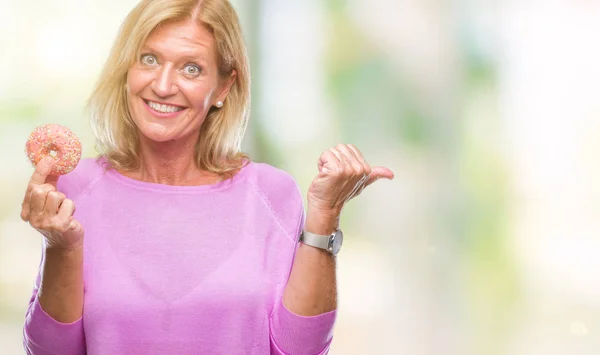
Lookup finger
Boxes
[318,149,341,174]
[364,166,395,187]
[29,156,59,187]
[66,219,84,237]
[23,156,59,218]
[57,198,75,222]
[347,144,372,176]
[44,191,66,217]
[333,147,364,202]
[346,144,365,163]
[55,198,75,232]
[336,144,364,176]
[335,145,370,201]
[336,148,357,180]
[328,147,343,162]
[28,184,55,218]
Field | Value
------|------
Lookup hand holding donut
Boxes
[21,124,84,249]
[307,144,394,219]
[20,156,84,249]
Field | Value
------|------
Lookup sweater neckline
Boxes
[104,159,253,193]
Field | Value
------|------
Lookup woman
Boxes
[21,0,393,354]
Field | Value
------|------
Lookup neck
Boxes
[134,134,216,186]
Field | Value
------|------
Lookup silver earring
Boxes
[216,101,224,108]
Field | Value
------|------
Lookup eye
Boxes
[141,54,158,66]
[183,64,202,76]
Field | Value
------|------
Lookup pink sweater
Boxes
[23,158,336,355]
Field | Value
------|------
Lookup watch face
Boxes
[331,230,343,255]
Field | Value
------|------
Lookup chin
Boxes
[136,122,178,143]
[137,120,204,146]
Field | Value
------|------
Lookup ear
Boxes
[215,69,237,104]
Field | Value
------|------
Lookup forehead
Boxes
[143,18,216,61]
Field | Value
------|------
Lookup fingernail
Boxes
[41,156,53,166]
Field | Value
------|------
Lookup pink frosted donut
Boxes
[25,124,82,175]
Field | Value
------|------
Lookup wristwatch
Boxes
[299,229,344,255]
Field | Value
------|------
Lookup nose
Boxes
[151,64,178,97]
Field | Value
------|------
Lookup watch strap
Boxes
[300,230,331,250]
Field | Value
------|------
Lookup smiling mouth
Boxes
[143,99,186,113]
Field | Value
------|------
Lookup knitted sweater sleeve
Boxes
[23,158,103,355]
[251,164,337,354]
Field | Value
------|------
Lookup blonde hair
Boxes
[88,0,250,175]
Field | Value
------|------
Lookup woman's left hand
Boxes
[306,144,394,221]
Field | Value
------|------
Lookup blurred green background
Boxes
[2,0,600,354]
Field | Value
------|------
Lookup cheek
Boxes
[127,68,153,95]
[181,82,216,111]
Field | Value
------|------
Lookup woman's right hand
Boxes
[21,156,84,249]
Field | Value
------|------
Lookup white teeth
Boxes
[147,100,182,113]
